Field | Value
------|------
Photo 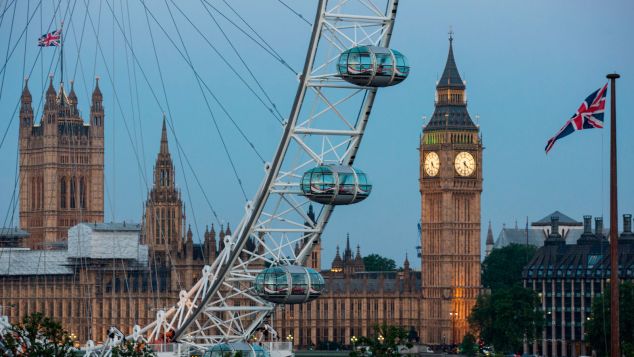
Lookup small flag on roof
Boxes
[545,83,608,154]
[38,29,61,47]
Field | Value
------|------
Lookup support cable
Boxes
[166,1,284,125]
[198,0,286,124]
[137,0,203,245]
[205,0,298,75]
[275,0,312,26]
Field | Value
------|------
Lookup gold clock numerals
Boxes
[424,152,440,177]
[454,152,475,176]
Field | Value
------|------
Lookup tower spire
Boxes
[438,32,464,89]
[160,114,169,155]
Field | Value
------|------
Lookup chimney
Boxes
[583,216,592,234]
[620,214,634,243]
[545,216,564,246]
[624,214,632,234]
[595,217,604,238]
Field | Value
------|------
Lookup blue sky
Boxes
[0,1,633,269]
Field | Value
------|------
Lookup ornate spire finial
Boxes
[160,114,169,155]
[448,26,454,42]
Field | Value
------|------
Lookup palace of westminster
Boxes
[9,35,622,356]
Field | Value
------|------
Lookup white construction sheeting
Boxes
[0,222,148,276]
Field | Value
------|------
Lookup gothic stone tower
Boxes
[419,35,482,344]
[142,116,185,267]
[19,77,105,249]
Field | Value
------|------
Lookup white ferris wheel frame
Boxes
[90,0,401,354]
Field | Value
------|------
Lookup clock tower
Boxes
[419,34,482,345]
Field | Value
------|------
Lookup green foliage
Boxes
[110,338,156,356]
[585,282,634,357]
[482,244,536,291]
[469,286,544,353]
[0,312,74,356]
[459,333,478,357]
[351,323,411,356]
[363,254,397,272]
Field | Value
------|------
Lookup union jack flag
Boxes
[38,29,61,47]
[545,83,608,153]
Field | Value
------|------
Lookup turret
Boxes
[485,221,494,256]
[331,246,343,273]
[68,80,78,116]
[208,223,217,261]
[44,75,57,110]
[43,75,58,134]
[19,78,33,135]
[218,224,225,251]
[354,244,365,272]
[90,77,104,136]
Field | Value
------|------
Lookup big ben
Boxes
[419,34,482,345]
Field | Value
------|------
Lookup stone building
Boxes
[419,33,482,344]
[18,77,105,249]
[522,214,634,357]
[276,240,422,349]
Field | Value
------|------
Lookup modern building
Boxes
[419,33,482,344]
[18,77,105,249]
[522,214,634,357]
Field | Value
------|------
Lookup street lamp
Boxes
[351,335,358,351]
[449,311,458,345]
[378,334,385,344]
[286,334,294,344]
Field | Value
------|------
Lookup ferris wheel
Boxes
[90,0,409,354]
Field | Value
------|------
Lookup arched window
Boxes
[70,177,76,208]
[79,177,86,209]
[31,177,36,210]
[60,177,66,208]
[160,169,166,186]
[38,176,43,209]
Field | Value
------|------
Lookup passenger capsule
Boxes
[254,265,325,304]
[203,342,269,357]
[337,45,409,87]
[301,165,371,205]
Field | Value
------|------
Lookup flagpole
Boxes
[607,72,620,357]
[60,20,64,85]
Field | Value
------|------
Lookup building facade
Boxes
[522,214,634,357]
[18,77,105,249]
[3,86,424,347]
[419,34,482,344]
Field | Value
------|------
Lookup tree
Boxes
[363,254,397,272]
[351,323,411,356]
[111,338,157,357]
[459,333,478,357]
[469,286,544,353]
[482,244,536,291]
[585,282,634,357]
[0,312,74,356]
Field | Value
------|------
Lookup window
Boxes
[79,177,86,209]
[70,177,76,208]
[60,177,66,208]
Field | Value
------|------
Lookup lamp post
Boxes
[450,311,458,345]
[286,334,294,344]
[378,334,385,344]
[351,335,358,352]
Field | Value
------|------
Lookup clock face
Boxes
[424,152,440,177]
[454,152,476,176]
